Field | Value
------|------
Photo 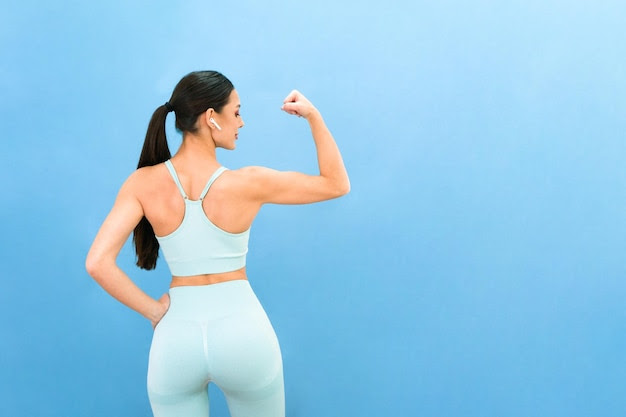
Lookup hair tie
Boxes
[164,102,174,112]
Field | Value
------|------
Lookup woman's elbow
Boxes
[338,180,350,196]
[85,254,99,278]
[331,178,351,198]
[85,251,108,279]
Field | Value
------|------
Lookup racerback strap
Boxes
[165,160,228,201]
[199,167,228,200]
[164,160,188,199]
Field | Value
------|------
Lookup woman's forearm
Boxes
[87,260,162,323]
[307,111,350,194]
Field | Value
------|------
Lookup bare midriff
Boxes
[170,267,248,288]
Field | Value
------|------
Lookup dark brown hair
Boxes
[133,71,235,270]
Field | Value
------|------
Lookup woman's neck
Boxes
[173,133,219,168]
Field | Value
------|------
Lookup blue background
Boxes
[2,1,625,416]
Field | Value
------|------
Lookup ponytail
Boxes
[133,104,172,270]
[137,105,172,169]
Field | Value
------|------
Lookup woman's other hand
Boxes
[151,293,170,329]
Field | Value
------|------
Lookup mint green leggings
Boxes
[147,280,284,417]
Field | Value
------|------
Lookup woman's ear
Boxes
[203,108,215,128]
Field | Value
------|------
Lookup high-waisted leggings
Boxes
[147,280,284,417]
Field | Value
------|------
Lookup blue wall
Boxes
[1,1,625,416]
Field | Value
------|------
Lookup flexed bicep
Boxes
[278,90,350,201]
[244,166,347,205]
[241,90,349,206]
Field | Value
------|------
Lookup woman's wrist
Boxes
[305,108,322,123]
[146,300,164,322]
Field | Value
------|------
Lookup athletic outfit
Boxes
[147,160,284,417]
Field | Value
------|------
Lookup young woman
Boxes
[85,71,350,417]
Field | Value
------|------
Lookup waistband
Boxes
[166,279,261,320]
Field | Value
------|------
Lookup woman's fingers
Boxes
[159,293,170,308]
[281,90,314,118]
[152,293,170,329]
[281,102,301,116]
[283,89,300,104]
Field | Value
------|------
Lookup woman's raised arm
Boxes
[243,90,350,205]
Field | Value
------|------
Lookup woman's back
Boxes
[133,160,260,239]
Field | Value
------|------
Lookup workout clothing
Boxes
[155,160,250,276]
[148,280,284,417]
[148,160,284,417]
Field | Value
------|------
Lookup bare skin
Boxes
[86,89,349,328]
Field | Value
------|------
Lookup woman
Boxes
[85,71,350,417]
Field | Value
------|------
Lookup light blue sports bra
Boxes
[155,160,250,276]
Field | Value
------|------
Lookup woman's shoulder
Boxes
[121,163,170,194]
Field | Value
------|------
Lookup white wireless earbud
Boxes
[209,117,222,131]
